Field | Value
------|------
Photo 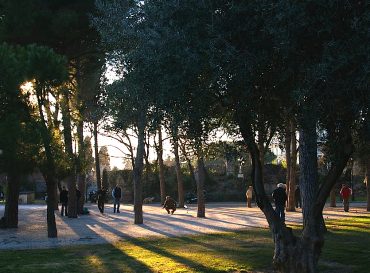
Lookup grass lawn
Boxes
[0,216,369,273]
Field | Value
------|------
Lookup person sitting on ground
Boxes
[163,196,177,214]
[60,186,68,217]
[272,183,287,222]
[97,187,107,214]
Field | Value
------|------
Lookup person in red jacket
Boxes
[340,184,352,212]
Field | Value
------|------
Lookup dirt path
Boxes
[0,202,368,250]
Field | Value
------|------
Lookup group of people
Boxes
[59,186,81,217]
[246,183,353,223]
[59,183,180,216]
[95,185,122,214]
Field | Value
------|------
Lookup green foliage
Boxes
[0,43,41,175]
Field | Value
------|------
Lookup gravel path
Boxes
[0,202,368,250]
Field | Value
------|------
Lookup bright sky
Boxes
[89,129,173,170]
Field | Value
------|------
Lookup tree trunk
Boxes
[157,127,166,205]
[77,120,85,214]
[329,188,336,207]
[285,121,292,211]
[61,88,78,218]
[133,111,146,224]
[299,117,318,228]
[45,174,58,238]
[93,121,101,190]
[174,138,184,207]
[196,151,206,218]
[67,176,77,218]
[366,162,370,211]
[36,86,58,237]
[272,227,323,273]
[287,120,297,212]
[1,172,20,228]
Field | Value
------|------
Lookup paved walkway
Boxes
[0,202,368,250]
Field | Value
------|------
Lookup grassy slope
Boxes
[0,216,369,273]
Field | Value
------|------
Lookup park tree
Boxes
[210,1,369,271]
[26,45,68,237]
[2,0,104,216]
[94,0,369,272]
[0,44,41,228]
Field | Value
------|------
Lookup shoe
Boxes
[117,210,120,213]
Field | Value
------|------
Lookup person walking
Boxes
[272,183,287,222]
[340,184,352,212]
[246,186,253,208]
[163,196,177,214]
[60,186,68,217]
[112,185,122,213]
[97,187,107,214]
[295,185,302,208]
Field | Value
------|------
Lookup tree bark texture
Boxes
[174,138,184,207]
[93,121,101,190]
[299,118,318,229]
[196,153,206,218]
[133,111,146,224]
[287,120,297,212]
[157,127,166,205]
[1,172,20,228]
[329,188,336,207]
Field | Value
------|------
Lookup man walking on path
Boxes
[112,185,122,213]
[340,184,352,212]
[163,196,177,214]
[272,183,287,222]
[246,186,253,208]
[60,186,68,216]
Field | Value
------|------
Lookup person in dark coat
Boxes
[97,188,107,214]
[163,196,177,214]
[295,185,302,208]
[112,185,122,213]
[60,186,68,216]
[272,183,287,222]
